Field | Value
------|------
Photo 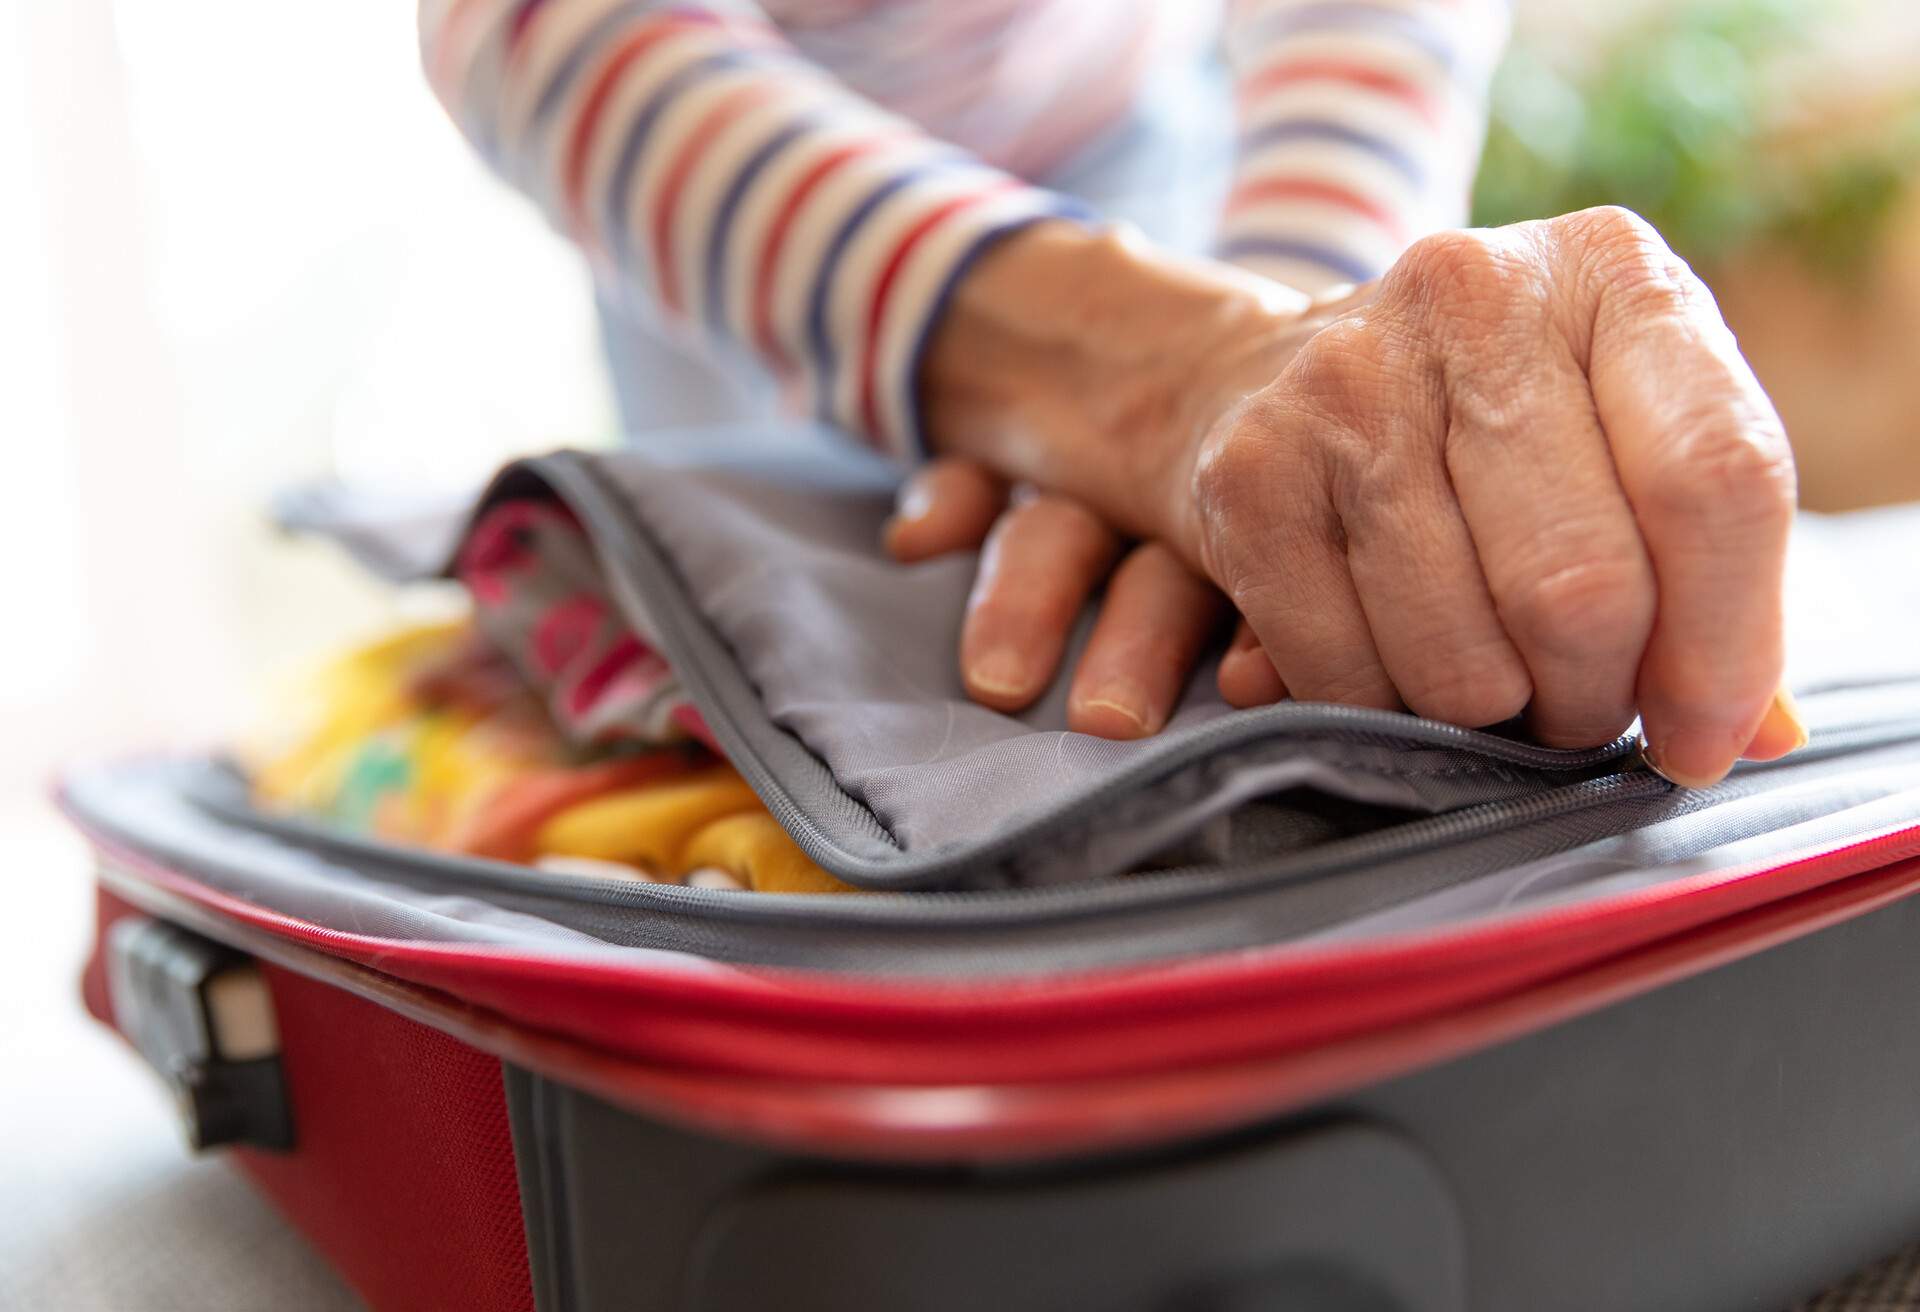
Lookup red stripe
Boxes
[560,14,721,241]
[747,133,909,371]
[506,0,544,52]
[505,0,559,79]
[1225,176,1408,241]
[1237,58,1444,126]
[565,633,645,717]
[650,82,783,316]
[855,180,1021,444]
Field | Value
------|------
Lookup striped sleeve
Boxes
[419,0,1089,460]
[1219,0,1511,292]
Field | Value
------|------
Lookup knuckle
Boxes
[1389,228,1531,323]
[1280,322,1429,502]
[1561,205,1716,316]
[1502,555,1655,661]
[1009,495,1113,560]
[1647,420,1798,534]
[1398,649,1532,728]
[969,580,1073,636]
[1657,660,1761,722]
[1191,423,1264,534]
[1194,403,1315,537]
[1285,318,1387,411]
[1190,426,1274,589]
[1560,204,1664,255]
[1032,494,1112,545]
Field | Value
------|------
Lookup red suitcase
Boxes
[65,446,1920,1311]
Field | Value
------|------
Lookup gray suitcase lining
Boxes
[58,443,1920,977]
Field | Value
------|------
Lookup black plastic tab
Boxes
[105,917,294,1152]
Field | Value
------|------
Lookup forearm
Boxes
[419,0,1081,458]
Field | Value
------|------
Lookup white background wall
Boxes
[2,0,614,795]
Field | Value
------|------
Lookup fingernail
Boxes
[1637,728,1733,790]
[1742,687,1810,762]
[881,481,934,554]
[967,647,1035,700]
[1072,680,1155,738]
[894,479,933,522]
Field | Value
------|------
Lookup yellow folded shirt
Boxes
[534,768,761,874]
[681,812,856,895]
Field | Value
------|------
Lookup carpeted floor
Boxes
[1801,1247,1920,1312]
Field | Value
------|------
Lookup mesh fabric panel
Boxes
[234,964,534,1312]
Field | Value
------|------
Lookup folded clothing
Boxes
[248,618,853,894]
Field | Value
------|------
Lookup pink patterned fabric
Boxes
[454,499,716,751]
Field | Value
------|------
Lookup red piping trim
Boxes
[61,784,1920,1089]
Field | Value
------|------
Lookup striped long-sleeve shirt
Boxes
[421,0,1509,460]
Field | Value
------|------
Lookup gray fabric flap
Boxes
[279,430,1920,892]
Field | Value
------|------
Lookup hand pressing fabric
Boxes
[883,458,1282,735]
[903,208,1809,789]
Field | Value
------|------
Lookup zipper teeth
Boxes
[538,454,1639,888]
[181,712,1920,950]
[164,676,1920,934]
[1398,814,1920,956]
[92,785,1920,1007]
[192,762,1667,926]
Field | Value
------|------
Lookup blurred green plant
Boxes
[1470,0,1920,277]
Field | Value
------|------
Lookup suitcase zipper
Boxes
[75,783,1920,1091]
[142,711,1920,968]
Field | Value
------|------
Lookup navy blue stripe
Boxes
[894,197,1096,456]
[602,49,772,268]
[700,113,819,337]
[1243,2,1460,73]
[531,0,659,128]
[1216,236,1381,285]
[801,154,973,418]
[1238,117,1426,188]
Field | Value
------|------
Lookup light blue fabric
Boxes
[598,52,1235,441]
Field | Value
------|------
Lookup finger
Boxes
[1388,231,1653,744]
[1067,543,1223,739]
[1196,361,1404,712]
[1336,417,1537,731]
[883,458,1007,562]
[1565,210,1798,785]
[1218,620,1288,707]
[961,494,1122,711]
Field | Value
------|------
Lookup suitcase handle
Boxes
[105,917,295,1152]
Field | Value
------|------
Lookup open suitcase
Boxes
[62,438,1920,1312]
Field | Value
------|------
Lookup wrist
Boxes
[919,221,1305,554]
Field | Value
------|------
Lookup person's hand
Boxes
[881,461,1285,737]
[920,208,1808,786]
[881,461,1286,737]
